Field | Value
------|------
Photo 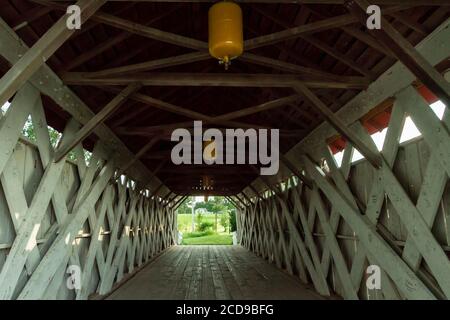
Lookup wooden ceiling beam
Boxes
[112,87,185,127]
[54,82,142,162]
[31,0,202,49]
[98,87,280,132]
[300,4,395,57]
[84,51,342,80]
[101,41,154,69]
[0,0,106,109]
[173,191,237,197]
[271,107,308,130]
[102,86,211,120]
[388,12,430,36]
[64,32,130,71]
[85,52,210,77]
[34,0,407,79]
[294,83,382,168]
[163,171,256,176]
[239,52,347,80]
[244,4,410,50]
[62,7,180,71]
[12,6,52,31]
[93,11,207,50]
[215,94,301,121]
[69,2,137,39]
[142,153,166,160]
[62,72,369,89]
[115,122,281,136]
[347,0,450,108]
[112,93,311,137]
[252,6,377,79]
[108,101,144,127]
[301,34,377,79]
[114,136,160,179]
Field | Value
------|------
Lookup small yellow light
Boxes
[203,139,216,161]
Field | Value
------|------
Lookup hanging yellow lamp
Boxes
[208,1,243,70]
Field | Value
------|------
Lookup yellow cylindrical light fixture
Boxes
[208,1,243,69]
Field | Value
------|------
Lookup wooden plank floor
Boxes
[106,245,325,300]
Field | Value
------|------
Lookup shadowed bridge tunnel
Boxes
[0,0,449,300]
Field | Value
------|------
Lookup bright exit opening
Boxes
[175,196,237,245]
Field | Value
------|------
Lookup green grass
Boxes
[177,213,225,234]
[182,233,233,245]
[177,213,231,245]
[183,230,215,238]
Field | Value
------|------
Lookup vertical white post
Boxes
[191,197,196,232]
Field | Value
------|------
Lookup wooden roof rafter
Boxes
[0,0,447,195]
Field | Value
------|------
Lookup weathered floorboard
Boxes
[105,245,325,300]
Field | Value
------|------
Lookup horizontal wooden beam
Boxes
[63,72,369,89]
[88,51,343,80]
[35,0,409,83]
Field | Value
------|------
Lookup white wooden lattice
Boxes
[0,86,176,299]
[239,85,450,300]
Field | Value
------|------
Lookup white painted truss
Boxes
[238,84,450,300]
[0,116,176,299]
[0,92,176,299]
[0,18,176,299]
[235,18,450,300]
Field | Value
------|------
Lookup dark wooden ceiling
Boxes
[1,0,449,196]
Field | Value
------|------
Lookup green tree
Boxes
[177,198,193,215]
[181,197,237,234]
[195,212,204,226]
[20,117,90,163]
[229,209,237,232]
[220,211,230,233]
[194,200,214,212]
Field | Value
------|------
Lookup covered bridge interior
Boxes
[0,0,449,300]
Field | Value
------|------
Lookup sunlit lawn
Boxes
[182,233,233,245]
[178,213,232,245]
[177,213,225,233]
